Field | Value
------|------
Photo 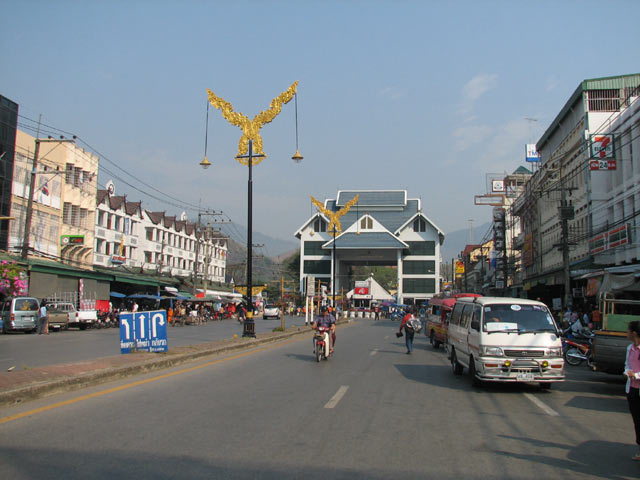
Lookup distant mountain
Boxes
[219,223,298,257]
[441,222,492,261]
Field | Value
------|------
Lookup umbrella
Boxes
[110,292,126,298]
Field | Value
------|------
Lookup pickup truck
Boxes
[591,294,635,375]
[47,302,97,330]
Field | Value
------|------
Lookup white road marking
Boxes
[384,335,389,340]
[523,393,560,417]
[370,349,378,356]
[324,385,349,409]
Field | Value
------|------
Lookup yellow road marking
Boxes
[0,336,305,425]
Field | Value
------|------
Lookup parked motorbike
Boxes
[563,333,594,367]
[314,326,331,363]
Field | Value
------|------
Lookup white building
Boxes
[94,183,227,285]
[295,190,444,304]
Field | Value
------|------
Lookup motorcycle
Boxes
[314,326,331,362]
[563,333,594,367]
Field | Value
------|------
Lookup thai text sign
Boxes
[120,310,168,354]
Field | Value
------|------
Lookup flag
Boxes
[41,182,49,196]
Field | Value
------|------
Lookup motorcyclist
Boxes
[312,306,336,355]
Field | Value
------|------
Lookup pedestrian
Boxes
[374,304,380,321]
[38,300,49,335]
[132,301,139,313]
[624,320,640,461]
[398,307,417,354]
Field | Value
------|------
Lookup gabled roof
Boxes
[164,216,176,229]
[109,195,125,211]
[325,198,421,233]
[336,190,407,208]
[97,189,108,206]
[125,201,142,217]
[323,232,408,249]
[145,211,164,225]
[394,211,445,239]
[294,212,330,238]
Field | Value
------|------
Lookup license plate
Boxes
[517,372,535,382]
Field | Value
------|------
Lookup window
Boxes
[96,239,104,254]
[105,242,111,255]
[65,164,73,184]
[450,304,464,326]
[73,167,82,187]
[304,241,326,256]
[406,241,435,256]
[107,214,113,230]
[303,260,331,275]
[79,208,88,229]
[71,205,80,227]
[402,278,435,294]
[471,306,482,331]
[313,217,327,232]
[63,202,72,225]
[403,260,435,275]
[145,251,152,263]
[146,228,154,241]
[413,217,426,232]
[360,216,373,229]
[460,304,474,329]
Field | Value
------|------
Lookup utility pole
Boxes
[280,276,285,331]
[560,162,572,309]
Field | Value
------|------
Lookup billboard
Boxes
[590,134,615,159]
[525,144,540,163]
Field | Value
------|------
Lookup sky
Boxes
[2,0,639,248]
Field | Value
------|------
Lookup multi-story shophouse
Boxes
[513,74,640,305]
[93,183,228,286]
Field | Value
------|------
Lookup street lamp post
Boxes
[203,82,301,338]
[235,139,264,337]
[332,224,337,312]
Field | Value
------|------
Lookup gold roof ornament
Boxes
[310,194,359,234]
[206,81,298,166]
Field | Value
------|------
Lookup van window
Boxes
[433,306,440,316]
[450,304,464,326]
[2,300,10,312]
[461,304,473,329]
[470,305,482,331]
[15,298,39,311]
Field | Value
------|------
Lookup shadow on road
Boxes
[494,436,639,480]
[285,353,317,363]
[0,446,448,480]
[564,394,628,413]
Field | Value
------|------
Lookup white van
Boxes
[447,297,564,389]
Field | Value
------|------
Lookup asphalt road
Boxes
[0,319,637,479]
[0,315,308,371]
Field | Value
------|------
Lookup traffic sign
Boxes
[119,310,168,353]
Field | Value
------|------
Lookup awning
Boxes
[127,294,162,300]
[114,275,159,287]
[110,292,126,298]
[164,286,179,293]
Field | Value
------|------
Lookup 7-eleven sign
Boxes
[590,134,615,159]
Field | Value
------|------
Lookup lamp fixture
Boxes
[200,100,211,169]
[291,93,303,163]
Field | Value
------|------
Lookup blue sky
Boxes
[3,0,639,246]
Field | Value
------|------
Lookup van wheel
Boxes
[79,324,87,331]
[430,331,438,349]
[469,357,482,388]
[451,349,464,375]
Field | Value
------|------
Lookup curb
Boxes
[0,319,350,407]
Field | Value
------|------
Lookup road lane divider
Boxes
[523,392,560,417]
[324,386,349,409]
[370,349,378,356]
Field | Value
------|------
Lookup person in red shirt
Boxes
[398,307,416,354]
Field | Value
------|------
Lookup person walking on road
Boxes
[37,300,49,335]
[374,305,380,321]
[624,320,640,461]
[399,307,417,354]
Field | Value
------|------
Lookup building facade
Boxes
[0,95,18,250]
[94,183,228,285]
[513,74,640,304]
[295,190,444,304]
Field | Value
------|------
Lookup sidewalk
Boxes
[0,324,318,407]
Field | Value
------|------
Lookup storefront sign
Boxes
[354,280,369,296]
[525,144,540,163]
[111,255,126,264]
[590,134,615,159]
[589,159,617,171]
[455,261,465,275]
[589,224,631,254]
[60,235,84,246]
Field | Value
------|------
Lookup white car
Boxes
[263,304,281,320]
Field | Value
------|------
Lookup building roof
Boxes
[109,195,125,210]
[125,201,142,216]
[97,189,108,206]
[512,166,532,175]
[145,211,164,225]
[325,198,421,233]
[537,73,640,150]
[323,232,408,249]
[336,190,406,208]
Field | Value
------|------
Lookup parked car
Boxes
[447,297,565,389]
[47,302,96,330]
[45,302,73,331]
[263,304,281,320]
[1,296,39,334]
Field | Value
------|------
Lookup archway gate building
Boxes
[295,190,444,305]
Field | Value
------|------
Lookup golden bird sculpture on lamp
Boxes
[206,81,298,166]
[311,194,360,235]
